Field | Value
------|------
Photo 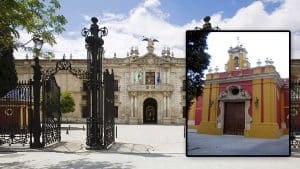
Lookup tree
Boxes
[60,92,75,114]
[0,0,67,97]
[0,0,67,48]
[0,45,18,97]
[186,16,215,109]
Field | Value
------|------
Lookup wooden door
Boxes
[224,102,245,135]
[143,98,157,124]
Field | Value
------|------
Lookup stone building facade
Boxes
[15,42,186,124]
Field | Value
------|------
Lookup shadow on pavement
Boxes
[0,158,133,169]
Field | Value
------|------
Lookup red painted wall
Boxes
[195,96,203,125]
[284,88,289,128]
[276,85,281,128]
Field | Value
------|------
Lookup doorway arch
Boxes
[143,98,157,124]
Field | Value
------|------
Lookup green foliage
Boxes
[0,0,67,49]
[0,45,18,98]
[186,30,211,108]
[60,92,75,114]
[0,0,67,97]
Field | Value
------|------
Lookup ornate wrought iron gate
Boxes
[0,80,33,146]
[41,75,61,146]
[103,69,115,148]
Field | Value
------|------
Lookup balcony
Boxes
[127,84,174,92]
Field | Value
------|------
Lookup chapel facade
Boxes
[188,44,289,138]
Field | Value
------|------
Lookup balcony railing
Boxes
[127,84,174,92]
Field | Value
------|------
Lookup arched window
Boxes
[234,56,239,67]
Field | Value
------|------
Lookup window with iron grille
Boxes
[114,80,119,91]
[114,106,118,118]
[145,72,155,85]
[183,106,186,118]
[81,106,89,118]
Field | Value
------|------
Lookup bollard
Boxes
[68,124,71,130]
[83,125,85,131]
[115,125,117,138]
[66,128,69,135]
[184,125,186,138]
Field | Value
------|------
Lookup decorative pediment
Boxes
[129,53,171,65]
[218,85,251,101]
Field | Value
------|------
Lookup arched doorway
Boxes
[143,98,157,124]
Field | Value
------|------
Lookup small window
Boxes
[114,106,118,118]
[234,56,239,67]
[114,80,119,91]
[81,106,89,118]
[146,72,155,85]
[183,106,186,118]
[230,86,240,95]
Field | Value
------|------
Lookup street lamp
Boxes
[82,17,108,149]
[31,35,44,148]
[32,36,44,52]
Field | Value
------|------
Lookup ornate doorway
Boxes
[143,98,157,124]
[224,102,245,135]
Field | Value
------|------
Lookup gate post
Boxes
[31,56,43,148]
[82,17,108,149]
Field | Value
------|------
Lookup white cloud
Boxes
[144,0,160,8]
[14,0,300,78]
[206,32,289,78]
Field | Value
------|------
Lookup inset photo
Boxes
[186,30,290,156]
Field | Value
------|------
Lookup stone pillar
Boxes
[134,95,137,117]
[131,96,133,117]
[129,92,138,124]
[131,71,134,84]
[164,69,167,84]
[162,92,171,124]
[164,94,167,117]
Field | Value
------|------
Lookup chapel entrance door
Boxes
[224,102,245,135]
[143,98,157,124]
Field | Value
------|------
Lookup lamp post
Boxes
[82,17,108,149]
[31,35,43,148]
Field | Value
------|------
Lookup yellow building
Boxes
[189,44,289,139]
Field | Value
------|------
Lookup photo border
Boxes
[185,30,291,157]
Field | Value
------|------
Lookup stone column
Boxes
[131,71,134,84]
[134,95,137,117]
[162,92,171,124]
[129,92,138,124]
[164,94,167,117]
[131,95,134,117]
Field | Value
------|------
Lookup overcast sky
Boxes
[206,31,289,78]
[14,0,298,78]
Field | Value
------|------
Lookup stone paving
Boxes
[0,125,300,169]
[187,129,289,156]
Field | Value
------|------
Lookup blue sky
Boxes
[57,0,282,34]
[15,0,299,78]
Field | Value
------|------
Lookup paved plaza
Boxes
[0,125,300,169]
[187,129,289,156]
